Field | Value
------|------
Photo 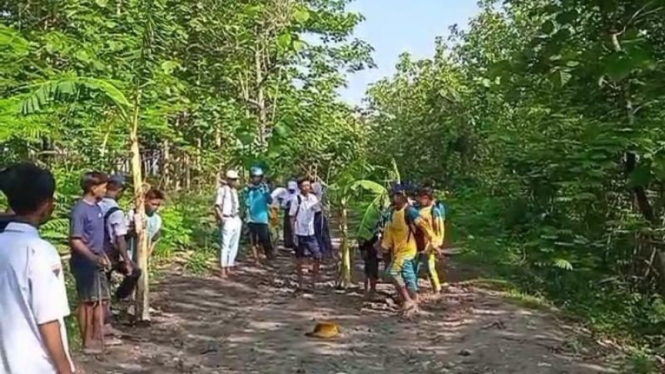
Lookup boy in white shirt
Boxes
[0,163,75,374]
[289,178,321,289]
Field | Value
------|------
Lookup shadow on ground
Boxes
[77,245,622,374]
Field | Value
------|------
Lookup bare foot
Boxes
[103,324,122,337]
[83,341,103,355]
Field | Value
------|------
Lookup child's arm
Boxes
[39,321,73,374]
[30,247,74,374]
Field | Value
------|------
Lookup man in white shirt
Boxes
[0,163,75,374]
[289,178,321,289]
[215,170,242,278]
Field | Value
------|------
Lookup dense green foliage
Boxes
[365,0,665,358]
[4,0,665,367]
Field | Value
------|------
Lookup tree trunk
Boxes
[255,47,268,150]
[130,98,150,322]
[162,139,170,189]
[337,200,353,288]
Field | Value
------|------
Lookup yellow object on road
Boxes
[305,322,341,339]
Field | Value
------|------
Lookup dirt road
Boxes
[77,249,620,374]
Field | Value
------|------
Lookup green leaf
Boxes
[352,180,387,196]
[277,33,292,50]
[553,258,573,271]
[628,164,652,188]
[604,54,633,81]
[294,8,310,24]
[541,20,555,35]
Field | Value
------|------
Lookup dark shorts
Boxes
[248,222,275,258]
[295,235,321,260]
[71,260,110,303]
[362,247,380,280]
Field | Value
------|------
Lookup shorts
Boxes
[71,261,110,303]
[385,252,418,292]
[248,222,275,259]
[295,235,321,260]
[360,239,379,280]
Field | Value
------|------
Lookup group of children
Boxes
[214,167,333,288]
[0,162,165,373]
[214,166,447,312]
[360,183,446,314]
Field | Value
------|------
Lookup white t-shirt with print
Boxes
[0,222,74,374]
[289,193,319,236]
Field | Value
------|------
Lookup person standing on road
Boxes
[242,167,275,264]
[215,170,241,278]
[0,163,76,374]
[312,178,333,258]
[290,178,322,289]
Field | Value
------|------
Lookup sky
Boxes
[340,0,481,104]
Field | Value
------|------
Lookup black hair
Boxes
[297,177,312,187]
[146,188,165,200]
[81,171,108,193]
[417,186,434,199]
[107,179,124,191]
[0,163,55,215]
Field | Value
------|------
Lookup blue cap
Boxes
[250,166,264,177]
[391,182,407,195]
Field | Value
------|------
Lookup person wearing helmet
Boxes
[242,166,275,263]
[215,170,242,278]
[380,182,436,315]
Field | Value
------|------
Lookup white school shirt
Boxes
[289,193,319,236]
[0,222,74,374]
[215,185,239,216]
[270,187,298,209]
[98,198,128,246]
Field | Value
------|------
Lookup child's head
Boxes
[391,183,408,206]
[81,171,108,201]
[0,163,56,224]
[298,177,312,194]
[106,174,126,200]
[417,186,434,207]
[145,189,165,216]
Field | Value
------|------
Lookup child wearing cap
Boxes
[381,183,436,314]
[242,167,274,263]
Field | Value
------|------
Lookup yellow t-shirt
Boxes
[418,205,445,248]
[381,206,419,257]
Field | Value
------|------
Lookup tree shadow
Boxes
[76,249,621,374]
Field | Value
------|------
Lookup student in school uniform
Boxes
[290,178,322,289]
[0,163,76,374]
[215,170,242,278]
[98,174,142,337]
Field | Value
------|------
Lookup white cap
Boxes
[226,170,239,180]
[287,181,298,191]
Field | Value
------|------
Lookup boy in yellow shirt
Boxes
[415,186,444,294]
[381,184,435,314]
